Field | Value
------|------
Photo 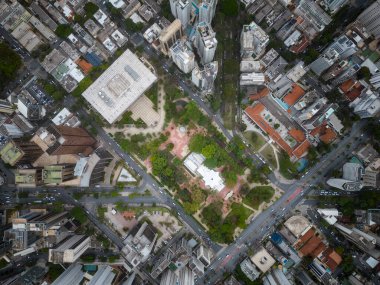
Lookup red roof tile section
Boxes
[283,84,305,106]
[290,36,310,54]
[310,123,337,144]
[320,248,342,272]
[249,88,269,101]
[245,104,293,156]
[292,140,310,159]
[245,103,310,159]
[339,79,364,101]
[295,227,342,271]
[76,59,93,74]
[289,129,306,143]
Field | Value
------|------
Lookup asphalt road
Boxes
[0,7,373,283]
[197,120,369,284]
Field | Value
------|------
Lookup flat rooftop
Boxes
[82,49,157,124]
[0,141,23,166]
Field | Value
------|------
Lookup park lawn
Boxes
[243,131,266,151]
[260,144,277,168]
[242,186,275,210]
[279,152,298,179]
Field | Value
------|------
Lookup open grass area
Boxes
[278,152,298,179]
[260,144,277,168]
[244,131,266,151]
[241,186,275,209]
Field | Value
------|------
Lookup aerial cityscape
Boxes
[0,0,379,284]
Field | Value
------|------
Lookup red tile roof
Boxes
[249,88,269,101]
[298,228,315,244]
[310,124,337,144]
[283,84,305,106]
[245,104,293,156]
[320,127,337,144]
[339,79,364,101]
[299,235,324,256]
[320,248,342,272]
[76,59,93,74]
[339,79,356,93]
[288,129,306,143]
[290,36,310,54]
[292,140,310,159]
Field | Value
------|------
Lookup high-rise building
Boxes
[295,0,332,31]
[75,147,114,187]
[49,235,91,263]
[159,267,194,285]
[170,0,191,27]
[196,245,213,266]
[370,72,380,90]
[122,222,158,268]
[334,223,380,259]
[195,22,217,64]
[170,40,195,73]
[310,35,357,76]
[323,0,348,13]
[363,158,380,189]
[178,267,194,285]
[0,99,14,114]
[151,251,174,278]
[51,264,84,285]
[41,124,96,156]
[349,90,380,118]
[160,270,177,285]
[327,178,363,191]
[240,21,269,59]
[15,168,43,187]
[357,0,380,39]
[191,61,218,93]
[89,148,113,185]
[240,258,260,281]
[198,0,217,24]
[0,122,24,139]
[17,90,46,121]
[42,164,75,184]
[0,139,43,166]
[159,19,184,55]
[12,211,68,233]
[88,265,115,285]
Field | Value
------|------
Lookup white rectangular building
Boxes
[184,152,225,191]
[195,22,217,64]
[49,235,90,263]
[240,21,269,59]
[170,40,195,73]
[82,49,157,124]
[240,73,266,86]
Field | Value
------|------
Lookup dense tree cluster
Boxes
[0,42,22,91]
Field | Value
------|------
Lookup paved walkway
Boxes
[105,82,166,136]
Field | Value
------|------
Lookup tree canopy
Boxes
[84,2,99,16]
[0,42,22,91]
[55,24,73,38]
[125,18,144,32]
[220,0,238,17]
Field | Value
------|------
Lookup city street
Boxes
[0,5,374,284]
